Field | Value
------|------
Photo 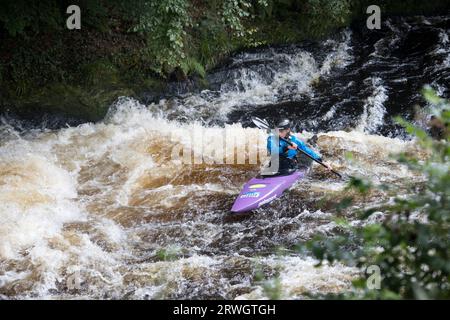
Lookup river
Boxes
[0,15,448,299]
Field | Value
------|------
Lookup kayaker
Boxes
[266,119,333,174]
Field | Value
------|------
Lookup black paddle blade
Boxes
[252,117,271,130]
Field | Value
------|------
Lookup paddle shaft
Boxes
[279,136,342,178]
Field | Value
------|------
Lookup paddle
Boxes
[252,117,343,179]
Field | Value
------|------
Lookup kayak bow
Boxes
[231,169,306,213]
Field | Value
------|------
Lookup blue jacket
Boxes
[267,134,321,161]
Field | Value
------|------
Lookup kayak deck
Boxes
[231,170,306,213]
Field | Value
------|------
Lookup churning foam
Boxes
[237,256,357,299]
[356,77,388,133]
[0,155,83,259]
[148,30,354,122]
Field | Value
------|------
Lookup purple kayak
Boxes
[231,169,307,213]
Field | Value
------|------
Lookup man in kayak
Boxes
[266,119,333,174]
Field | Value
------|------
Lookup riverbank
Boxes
[1,0,449,124]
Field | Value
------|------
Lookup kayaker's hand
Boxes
[324,162,333,171]
[288,143,298,150]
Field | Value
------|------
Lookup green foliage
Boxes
[81,60,120,86]
[129,0,191,75]
[77,0,111,32]
[262,277,283,299]
[254,0,352,40]
[221,0,252,37]
[179,57,206,78]
[304,0,352,34]
[253,262,283,299]
[125,0,268,75]
[0,0,119,36]
[189,3,242,70]
[155,245,183,261]
[303,89,450,299]
[195,18,233,69]
[0,0,62,36]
